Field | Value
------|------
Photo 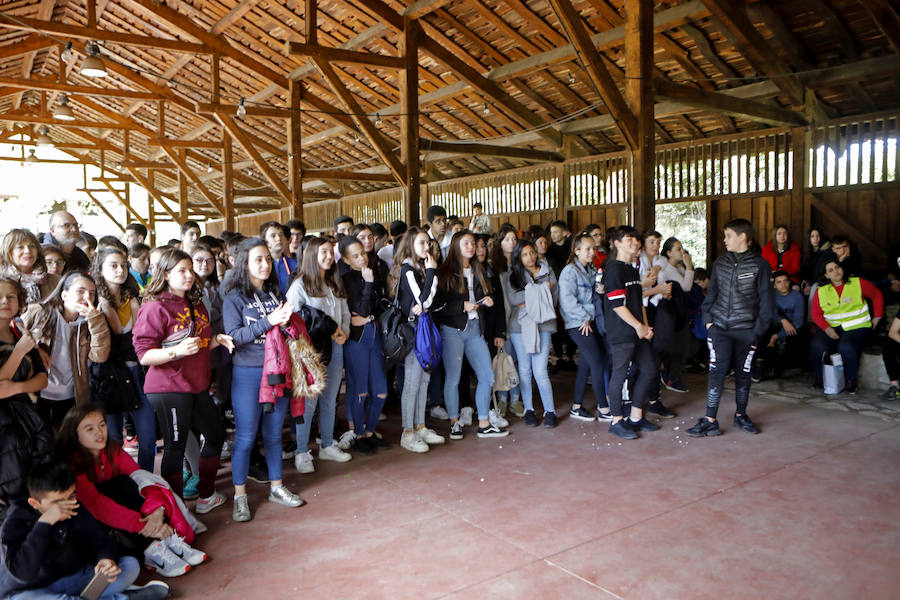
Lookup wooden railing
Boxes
[808,111,898,190]
[428,163,559,218]
[564,151,630,207]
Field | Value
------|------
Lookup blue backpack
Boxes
[415,313,443,372]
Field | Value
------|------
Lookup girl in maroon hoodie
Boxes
[132,248,233,513]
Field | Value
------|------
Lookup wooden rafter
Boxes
[654,79,808,126]
[419,139,564,162]
[0,76,161,100]
[285,42,404,70]
[160,146,225,215]
[215,112,292,207]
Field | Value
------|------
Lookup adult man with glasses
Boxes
[44,211,90,272]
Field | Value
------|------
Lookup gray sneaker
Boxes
[232,495,251,522]
[268,485,305,508]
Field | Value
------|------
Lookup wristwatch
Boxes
[167,348,177,360]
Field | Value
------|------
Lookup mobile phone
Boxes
[80,570,110,600]
[476,297,489,305]
[9,317,24,339]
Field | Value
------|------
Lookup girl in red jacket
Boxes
[58,403,206,578]
[761,224,802,283]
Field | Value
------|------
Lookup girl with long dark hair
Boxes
[91,246,157,471]
[286,237,352,472]
[222,238,305,522]
[435,231,507,440]
[132,248,230,512]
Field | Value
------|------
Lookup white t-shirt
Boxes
[463,267,477,320]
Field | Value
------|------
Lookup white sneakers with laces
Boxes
[144,539,190,577]
[401,431,429,453]
[164,534,206,566]
[416,427,445,445]
[295,449,314,473]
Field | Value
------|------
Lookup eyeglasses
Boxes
[193,258,214,264]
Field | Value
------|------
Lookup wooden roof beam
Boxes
[125,167,182,222]
[195,102,292,120]
[0,76,161,100]
[419,139,564,162]
[285,42,405,70]
[860,0,900,53]
[0,113,132,130]
[654,79,807,126]
[306,170,396,183]
[146,139,223,149]
[546,0,638,149]
[214,112,292,207]
[0,14,209,54]
[159,146,225,215]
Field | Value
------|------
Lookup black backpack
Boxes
[377,296,415,369]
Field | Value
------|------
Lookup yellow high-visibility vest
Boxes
[818,277,871,331]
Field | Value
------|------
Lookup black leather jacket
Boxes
[702,250,774,337]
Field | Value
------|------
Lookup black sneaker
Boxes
[810,378,823,390]
[371,434,391,450]
[543,412,558,428]
[353,436,377,455]
[524,410,538,427]
[569,406,596,422]
[685,418,721,437]
[476,424,509,438]
[609,420,638,440]
[247,462,270,484]
[281,440,298,460]
[449,421,464,440]
[628,417,660,432]
[596,410,614,422]
[733,414,758,434]
[647,401,676,419]
[843,382,858,395]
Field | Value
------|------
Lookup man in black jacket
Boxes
[687,218,774,437]
[0,463,167,599]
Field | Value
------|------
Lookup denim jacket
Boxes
[558,261,595,330]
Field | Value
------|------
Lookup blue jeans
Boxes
[567,327,610,409]
[810,327,871,384]
[8,556,139,600]
[106,364,157,472]
[296,340,343,450]
[343,323,388,435]
[441,321,494,420]
[400,350,430,430]
[231,366,288,486]
[509,331,554,414]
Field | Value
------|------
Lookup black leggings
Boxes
[884,337,900,382]
[706,326,757,419]
[147,392,223,498]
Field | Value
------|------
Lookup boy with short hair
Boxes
[123,223,147,248]
[469,202,492,234]
[601,225,663,440]
[688,218,773,437]
[180,221,201,255]
[259,221,296,294]
[0,463,167,600]
[128,243,152,290]
[426,205,451,258]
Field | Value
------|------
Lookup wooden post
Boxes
[400,17,421,226]
[223,133,235,231]
[147,170,156,246]
[178,149,188,224]
[791,126,809,236]
[287,79,303,221]
[625,0,655,231]
[210,53,220,104]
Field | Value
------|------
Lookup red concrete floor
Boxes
[162,371,900,599]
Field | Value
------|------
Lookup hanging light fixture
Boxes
[80,42,107,78]
[53,95,75,121]
[36,126,54,148]
[60,41,73,64]
[207,163,213,173]
[374,112,382,127]
[568,72,576,85]
[483,101,489,116]
[236,98,246,118]
[25,149,38,163]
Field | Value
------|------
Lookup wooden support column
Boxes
[400,17,420,226]
[287,80,303,221]
[791,127,809,237]
[210,53,220,104]
[178,150,188,223]
[625,0,655,231]
[147,170,156,246]
[222,133,235,231]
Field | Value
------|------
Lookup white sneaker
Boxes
[144,539,191,577]
[430,406,450,420]
[400,431,429,453]
[194,491,225,515]
[459,407,474,427]
[164,534,206,566]
[318,443,352,463]
[337,430,356,450]
[489,409,509,429]
[416,427,445,445]
[295,450,315,474]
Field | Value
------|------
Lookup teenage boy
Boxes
[0,463,168,600]
[469,202,492,234]
[334,215,354,237]
[259,221,296,294]
[426,205,451,258]
[688,218,774,437]
[756,270,806,380]
[180,220,201,255]
[128,243,152,290]
[285,219,306,262]
[546,220,572,277]
[602,225,663,440]
[123,223,148,248]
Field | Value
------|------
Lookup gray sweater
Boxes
[502,260,558,334]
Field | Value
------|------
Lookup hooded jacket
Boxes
[132,292,213,394]
[21,303,110,405]
[260,313,315,420]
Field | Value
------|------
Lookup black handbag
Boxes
[377,296,415,370]
[89,359,141,414]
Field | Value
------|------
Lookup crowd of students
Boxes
[0,202,897,598]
